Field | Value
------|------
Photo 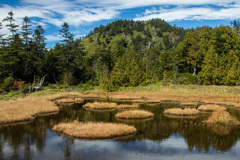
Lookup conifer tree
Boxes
[3,11,19,43]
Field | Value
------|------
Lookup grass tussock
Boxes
[204,111,240,125]
[115,110,154,119]
[83,102,117,110]
[0,97,59,125]
[74,98,84,104]
[198,105,226,112]
[164,108,200,116]
[55,97,84,105]
[47,92,84,101]
[56,98,74,105]
[180,102,199,107]
[164,114,199,119]
[117,104,138,109]
[52,121,136,139]
[80,93,104,99]
[109,94,143,100]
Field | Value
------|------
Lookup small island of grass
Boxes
[180,102,199,107]
[204,110,240,125]
[115,110,154,119]
[56,98,74,105]
[198,105,226,112]
[83,102,117,110]
[52,121,137,139]
[164,108,200,116]
[116,104,138,109]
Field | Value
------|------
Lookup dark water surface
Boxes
[1,99,240,160]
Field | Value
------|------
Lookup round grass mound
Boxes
[52,121,136,139]
[198,105,226,112]
[180,102,198,107]
[164,108,200,116]
[74,98,84,104]
[117,104,138,109]
[83,102,117,110]
[115,110,154,119]
[204,110,240,125]
[56,98,74,105]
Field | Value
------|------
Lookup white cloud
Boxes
[45,34,62,42]
[134,4,240,22]
[74,0,239,10]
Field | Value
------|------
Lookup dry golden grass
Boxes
[47,92,84,101]
[164,114,199,119]
[131,99,146,103]
[74,98,84,104]
[109,94,143,100]
[82,102,117,110]
[115,110,154,119]
[204,111,240,125]
[116,104,139,109]
[0,97,59,125]
[52,121,136,139]
[164,108,200,116]
[198,105,226,112]
[56,98,74,105]
[79,94,103,99]
[180,102,199,107]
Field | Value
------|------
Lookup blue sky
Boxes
[1,0,240,48]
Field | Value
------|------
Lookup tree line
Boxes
[1,11,240,92]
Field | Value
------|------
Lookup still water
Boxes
[1,99,240,160]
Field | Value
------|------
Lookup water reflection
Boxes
[0,100,240,159]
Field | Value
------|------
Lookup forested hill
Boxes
[1,11,240,93]
[82,19,185,55]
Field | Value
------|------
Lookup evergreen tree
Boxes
[21,16,32,51]
[110,49,145,88]
[3,11,19,43]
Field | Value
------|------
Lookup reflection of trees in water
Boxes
[174,118,240,152]
[0,119,48,160]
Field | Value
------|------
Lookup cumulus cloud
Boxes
[134,3,240,22]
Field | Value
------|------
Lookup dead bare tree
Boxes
[29,74,47,92]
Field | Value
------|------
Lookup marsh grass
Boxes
[83,102,117,110]
[0,97,59,125]
[164,114,199,119]
[117,104,138,109]
[204,111,240,125]
[74,98,84,104]
[198,105,226,112]
[52,121,137,139]
[56,98,74,105]
[109,94,143,100]
[180,102,199,107]
[164,108,200,116]
[115,110,154,119]
[116,117,153,123]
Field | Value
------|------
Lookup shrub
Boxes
[178,73,198,84]
[1,77,13,92]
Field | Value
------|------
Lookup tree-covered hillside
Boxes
[1,11,240,93]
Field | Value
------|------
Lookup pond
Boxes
[1,99,240,160]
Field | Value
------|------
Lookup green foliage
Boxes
[1,77,13,92]
[178,73,198,85]
[109,49,146,88]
